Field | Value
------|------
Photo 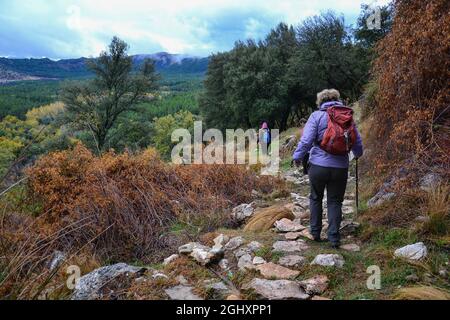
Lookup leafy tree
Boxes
[354,3,395,49]
[61,37,159,151]
[291,12,368,103]
[153,110,194,159]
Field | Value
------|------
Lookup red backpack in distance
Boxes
[320,106,357,155]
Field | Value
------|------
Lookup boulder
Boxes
[243,278,309,300]
[311,254,345,268]
[274,218,306,232]
[224,236,245,251]
[272,240,309,253]
[299,275,329,295]
[278,255,307,268]
[394,242,427,261]
[72,263,146,300]
[256,262,300,279]
[231,202,256,222]
[164,285,203,300]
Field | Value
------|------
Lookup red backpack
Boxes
[320,106,356,155]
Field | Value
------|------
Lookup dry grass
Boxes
[24,144,275,263]
[420,184,450,236]
[244,204,294,232]
[393,286,450,300]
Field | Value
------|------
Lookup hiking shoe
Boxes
[313,236,329,243]
[331,242,341,249]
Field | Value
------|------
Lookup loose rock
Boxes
[243,278,309,300]
[164,285,203,300]
[237,254,255,271]
[224,236,245,251]
[253,256,266,265]
[285,232,302,240]
[272,240,309,253]
[72,263,146,300]
[256,262,300,279]
[311,254,345,268]
[274,218,306,233]
[278,255,307,268]
[163,254,179,265]
[394,242,427,261]
[299,275,329,295]
[213,234,229,250]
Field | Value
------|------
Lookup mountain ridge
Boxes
[0,52,209,82]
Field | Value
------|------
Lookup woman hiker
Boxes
[258,121,271,156]
[292,89,363,249]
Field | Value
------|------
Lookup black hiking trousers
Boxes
[308,164,348,245]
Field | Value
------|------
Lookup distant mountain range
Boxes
[0,52,209,83]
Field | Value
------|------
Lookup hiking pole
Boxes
[355,158,359,218]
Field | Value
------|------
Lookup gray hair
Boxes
[316,89,341,106]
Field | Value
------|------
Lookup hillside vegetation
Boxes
[0,1,448,300]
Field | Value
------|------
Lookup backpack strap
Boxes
[315,110,328,146]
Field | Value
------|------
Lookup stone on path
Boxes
[272,240,309,253]
[311,254,345,268]
[340,243,361,252]
[394,242,427,261]
[274,218,306,232]
[164,285,203,300]
[299,275,329,295]
[285,232,302,240]
[278,255,307,268]
[203,280,231,299]
[224,236,245,251]
[299,229,315,240]
[252,256,266,265]
[243,278,309,300]
[190,247,223,266]
[256,262,300,279]
[237,254,255,271]
[226,294,241,300]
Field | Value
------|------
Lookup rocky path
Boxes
[70,167,369,300]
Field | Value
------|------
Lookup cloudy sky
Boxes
[0,0,390,59]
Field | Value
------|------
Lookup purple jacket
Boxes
[292,101,363,169]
